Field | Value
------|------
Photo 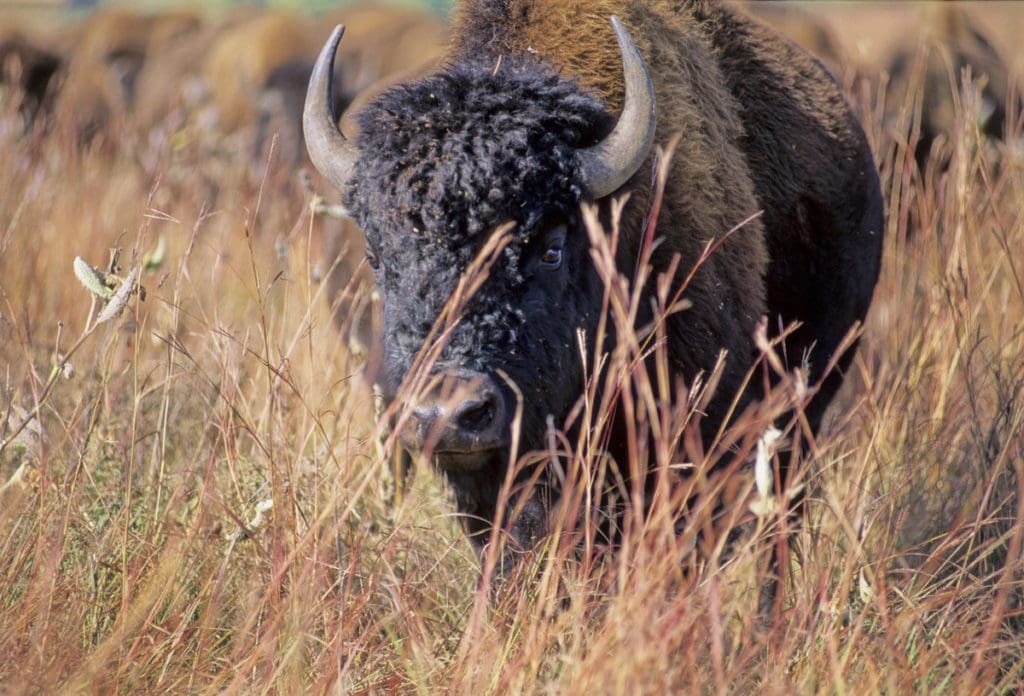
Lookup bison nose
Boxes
[400,370,508,456]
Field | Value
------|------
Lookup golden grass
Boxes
[1,48,1024,695]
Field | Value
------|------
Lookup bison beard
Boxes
[304,0,884,579]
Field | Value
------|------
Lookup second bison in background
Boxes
[305,0,884,558]
[886,4,1019,170]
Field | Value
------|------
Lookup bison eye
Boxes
[538,224,567,270]
[540,246,563,268]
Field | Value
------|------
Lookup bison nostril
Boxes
[401,370,507,456]
[455,397,496,434]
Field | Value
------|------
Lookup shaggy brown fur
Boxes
[739,3,843,71]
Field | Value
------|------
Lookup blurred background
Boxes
[4,0,453,18]
[2,1,1019,166]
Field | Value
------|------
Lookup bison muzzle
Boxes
[399,368,508,467]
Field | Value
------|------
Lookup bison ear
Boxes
[304,25,361,206]
[577,17,657,200]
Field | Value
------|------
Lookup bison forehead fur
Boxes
[346,58,610,248]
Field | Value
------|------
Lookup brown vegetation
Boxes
[0,2,1022,693]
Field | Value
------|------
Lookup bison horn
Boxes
[304,25,360,200]
[578,17,657,199]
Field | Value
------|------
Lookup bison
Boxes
[253,5,448,168]
[0,24,62,132]
[200,10,315,138]
[131,7,266,140]
[886,4,1019,171]
[304,0,884,568]
[53,8,202,142]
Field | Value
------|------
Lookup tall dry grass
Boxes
[1,43,1023,695]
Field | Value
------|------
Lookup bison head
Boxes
[304,20,655,508]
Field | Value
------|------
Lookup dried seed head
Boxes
[95,267,139,325]
[73,257,113,300]
[754,426,783,500]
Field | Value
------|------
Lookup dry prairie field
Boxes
[1,1,1023,693]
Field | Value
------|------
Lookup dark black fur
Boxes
[696,3,885,435]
